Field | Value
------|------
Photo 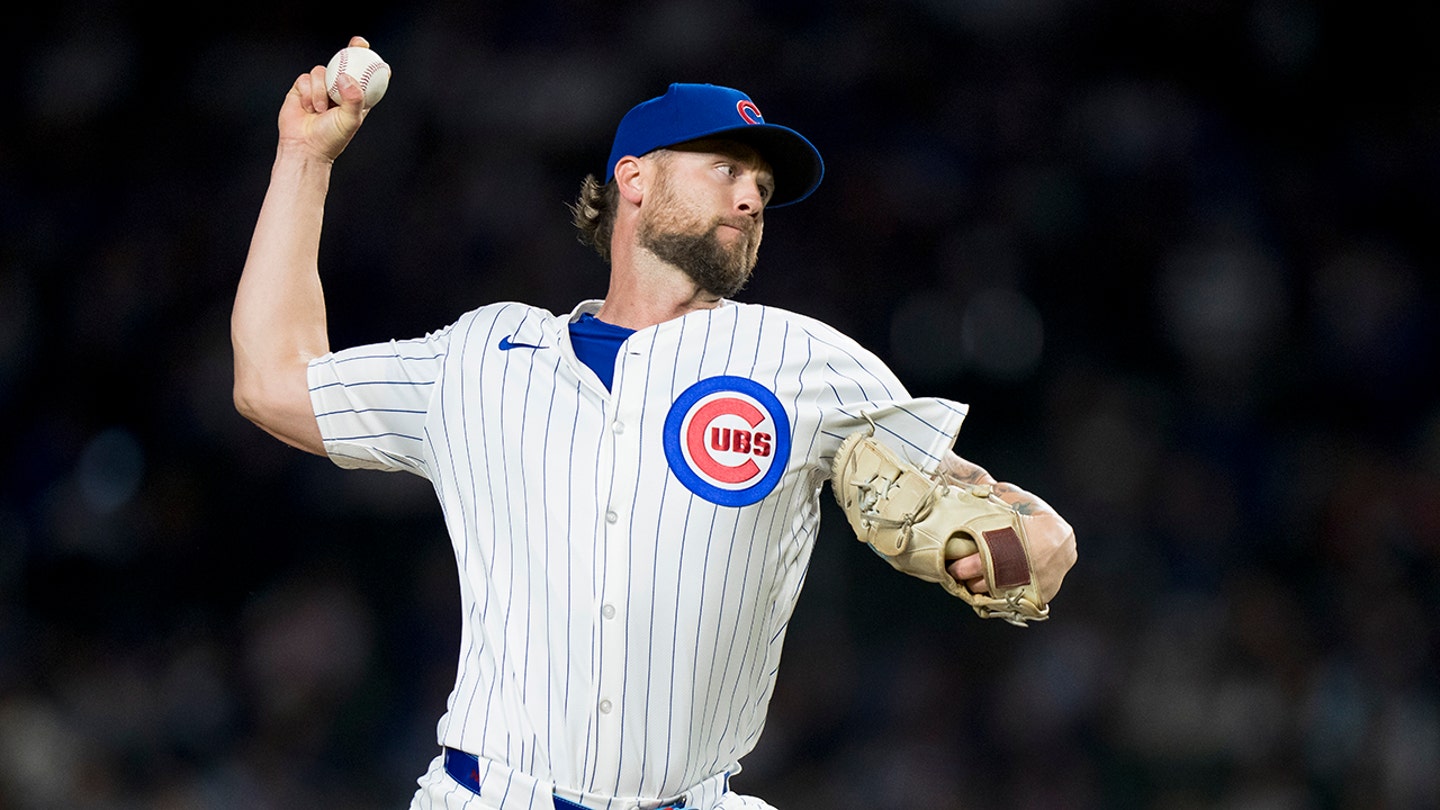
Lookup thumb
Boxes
[329,72,370,137]
[333,72,369,112]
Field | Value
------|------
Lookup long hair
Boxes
[568,174,619,263]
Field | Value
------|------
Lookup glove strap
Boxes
[983,526,1031,589]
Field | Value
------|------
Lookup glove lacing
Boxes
[853,475,947,554]
[842,412,953,555]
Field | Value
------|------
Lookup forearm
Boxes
[231,144,335,453]
[939,452,994,486]
[939,451,1056,517]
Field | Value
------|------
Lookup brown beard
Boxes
[636,169,762,299]
[639,221,759,299]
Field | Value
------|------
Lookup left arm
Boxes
[938,452,1077,602]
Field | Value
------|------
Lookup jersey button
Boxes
[606,510,618,524]
[599,699,613,714]
[612,421,625,434]
[601,604,616,619]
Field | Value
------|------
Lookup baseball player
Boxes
[232,35,1077,810]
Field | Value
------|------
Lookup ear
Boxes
[614,156,645,205]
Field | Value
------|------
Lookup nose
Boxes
[735,178,765,218]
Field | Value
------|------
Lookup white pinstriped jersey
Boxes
[307,298,967,803]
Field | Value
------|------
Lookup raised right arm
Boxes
[231,36,374,456]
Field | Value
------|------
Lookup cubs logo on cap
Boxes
[664,376,791,506]
[605,83,825,207]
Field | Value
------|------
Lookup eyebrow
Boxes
[664,139,776,194]
[722,149,775,187]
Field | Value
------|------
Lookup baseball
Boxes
[326,46,391,108]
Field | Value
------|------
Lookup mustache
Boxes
[712,216,757,236]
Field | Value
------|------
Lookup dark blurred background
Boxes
[4,1,1439,808]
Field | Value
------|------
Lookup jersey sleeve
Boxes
[306,327,452,477]
[803,318,969,475]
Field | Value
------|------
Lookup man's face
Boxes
[636,140,775,299]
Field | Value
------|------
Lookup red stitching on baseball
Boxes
[331,50,351,97]
[331,49,385,100]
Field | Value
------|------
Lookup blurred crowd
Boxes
[3,1,1437,808]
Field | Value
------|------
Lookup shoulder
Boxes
[730,301,882,362]
[725,301,857,343]
[446,301,565,336]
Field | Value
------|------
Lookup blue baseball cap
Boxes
[605,83,824,207]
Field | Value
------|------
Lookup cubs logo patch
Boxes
[737,99,763,125]
[663,376,791,507]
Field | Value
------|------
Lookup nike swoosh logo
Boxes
[498,335,549,351]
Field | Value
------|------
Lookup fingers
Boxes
[948,552,982,580]
[291,72,312,112]
[290,66,331,115]
[349,35,370,49]
[947,553,988,593]
[308,65,331,111]
[290,67,363,116]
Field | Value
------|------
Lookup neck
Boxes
[594,241,722,330]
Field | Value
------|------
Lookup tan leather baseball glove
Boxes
[831,430,1049,626]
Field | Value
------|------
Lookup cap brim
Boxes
[700,124,824,208]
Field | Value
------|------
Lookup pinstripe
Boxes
[579,381,604,786]
[538,356,560,769]
[655,316,694,795]
[462,310,502,753]
[491,308,524,766]
[310,299,967,807]
[627,328,663,798]
[560,378,583,750]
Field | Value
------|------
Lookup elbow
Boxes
[231,366,327,457]
[231,369,290,436]
[233,380,263,427]
[231,345,303,429]
[232,366,271,427]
